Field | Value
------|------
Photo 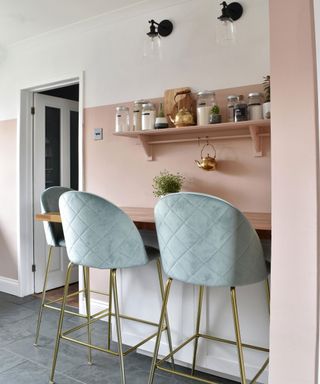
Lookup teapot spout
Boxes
[167,114,175,124]
[195,160,201,168]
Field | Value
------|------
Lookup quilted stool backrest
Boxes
[155,192,268,287]
[59,191,149,269]
[41,186,72,247]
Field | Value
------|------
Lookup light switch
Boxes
[94,128,103,141]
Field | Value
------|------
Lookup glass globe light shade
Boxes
[143,35,162,60]
[216,17,236,46]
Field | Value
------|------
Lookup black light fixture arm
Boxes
[218,1,243,21]
[146,19,174,38]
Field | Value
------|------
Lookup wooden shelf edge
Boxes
[113,120,270,160]
[113,119,270,138]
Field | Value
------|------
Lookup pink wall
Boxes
[84,84,271,297]
[0,119,17,279]
[269,0,318,382]
[84,84,271,212]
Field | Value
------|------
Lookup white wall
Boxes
[0,0,269,120]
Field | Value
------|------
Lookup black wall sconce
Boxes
[147,19,173,38]
[144,19,174,59]
[216,1,243,45]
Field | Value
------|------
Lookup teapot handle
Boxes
[201,143,216,159]
[174,89,192,105]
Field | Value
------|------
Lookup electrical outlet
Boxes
[94,128,103,141]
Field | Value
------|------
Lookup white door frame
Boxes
[17,72,84,297]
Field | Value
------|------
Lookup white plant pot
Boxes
[263,102,271,119]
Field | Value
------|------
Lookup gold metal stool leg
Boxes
[34,245,54,346]
[107,269,113,350]
[265,278,270,314]
[156,259,175,369]
[83,267,93,364]
[148,278,173,384]
[49,262,73,384]
[230,287,247,384]
[191,285,204,375]
[111,269,126,384]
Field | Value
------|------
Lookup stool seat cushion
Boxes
[57,239,66,247]
[155,192,268,287]
[59,192,154,269]
[260,239,271,263]
[41,186,72,247]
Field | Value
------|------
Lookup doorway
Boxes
[18,74,84,297]
[33,85,79,293]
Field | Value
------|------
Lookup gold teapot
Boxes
[168,90,195,127]
[195,142,217,171]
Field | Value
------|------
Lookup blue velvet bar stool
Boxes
[34,186,72,346]
[148,192,270,384]
[49,191,173,384]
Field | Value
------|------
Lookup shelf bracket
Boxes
[249,125,263,157]
[139,135,153,161]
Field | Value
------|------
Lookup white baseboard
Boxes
[0,276,20,296]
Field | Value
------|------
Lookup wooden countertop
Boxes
[36,207,271,231]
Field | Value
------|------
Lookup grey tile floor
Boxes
[0,292,238,384]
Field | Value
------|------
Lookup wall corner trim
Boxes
[0,276,20,297]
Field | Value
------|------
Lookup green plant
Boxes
[210,105,220,115]
[158,103,165,118]
[263,75,270,102]
[152,170,185,197]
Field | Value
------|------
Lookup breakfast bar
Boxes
[36,206,270,383]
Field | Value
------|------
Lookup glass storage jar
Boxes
[248,92,263,120]
[142,103,156,130]
[115,106,130,132]
[227,95,238,122]
[197,91,216,126]
[234,95,248,122]
[133,100,149,131]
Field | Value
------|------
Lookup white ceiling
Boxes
[0,0,145,47]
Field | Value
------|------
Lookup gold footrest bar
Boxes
[123,329,163,355]
[61,335,119,356]
[63,311,110,336]
[44,289,85,305]
[156,333,269,384]
[157,335,197,366]
[199,333,269,353]
[249,357,269,384]
[44,304,88,318]
[62,313,167,357]
[157,365,221,384]
[115,313,159,327]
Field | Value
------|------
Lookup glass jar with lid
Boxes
[142,103,156,131]
[197,91,216,126]
[227,95,238,122]
[115,106,130,132]
[234,95,248,122]
[248,92,263,120]
[133,99,149,131]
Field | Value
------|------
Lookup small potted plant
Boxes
[209,104,221,124]
[152,170,185,197]
[263,75,270,119]
[155,103,169,129]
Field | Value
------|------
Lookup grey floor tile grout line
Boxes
[0,292,239,384]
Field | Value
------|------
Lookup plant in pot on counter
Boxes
[209,104,221,124]
[152,170,185,197]
[263,75,270,119]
